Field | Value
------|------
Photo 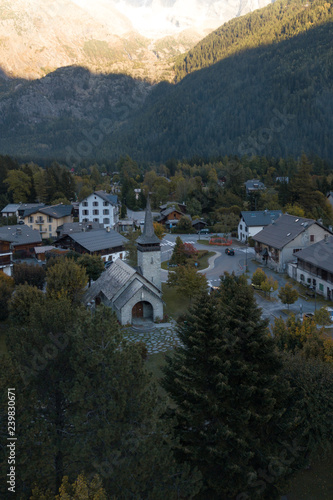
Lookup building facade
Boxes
[253,214,333,273]
[288,236,333,301]
[23,205,73,238]
[238,210,282,242]
[79,191,119,229]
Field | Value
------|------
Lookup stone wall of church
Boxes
[137,249,161,290]
[120,287,163,325]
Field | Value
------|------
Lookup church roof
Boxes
[136,197,160,245]
[84,258,135,304]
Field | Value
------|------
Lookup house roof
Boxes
[160,207,183,217]
[253,214,317,249]
[59,228,127,253]
[39,204,73,218]
[1,204,20,213]
[245,179,265,191]
[23,204,72,219]
[57,221,104,236]
[296,236,333,274]
[19,203,45,217]
[93,191,118,205]
[84,258,136,305]
[241,210,282,227]
[136,197,161,245]
[192,219,207,227]
[159,202,186,211]
[0,225,42,246]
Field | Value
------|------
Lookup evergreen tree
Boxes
[169,236,187,266]
[0,303,201,499]
[163,273,298,499]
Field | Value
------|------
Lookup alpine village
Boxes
[1,1,333,499]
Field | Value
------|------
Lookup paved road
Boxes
[160,233,322,330]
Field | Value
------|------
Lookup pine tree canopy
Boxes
[162,273,302,499]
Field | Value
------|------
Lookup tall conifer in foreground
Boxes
[163,273,297,499]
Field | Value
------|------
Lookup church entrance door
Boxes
[132,301,154,325]
[132,302,144,318]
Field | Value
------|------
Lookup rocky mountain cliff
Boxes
[0,0,274,82]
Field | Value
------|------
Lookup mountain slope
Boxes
[175,0,333,80]
[104,20,333,162]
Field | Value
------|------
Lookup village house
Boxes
[55,227,128,263]
[253,214,333,273]
[22,204,73,239]
[0,225,42,272]
[238,210,282,243]
[192,219,208,233]
[1,203,20,218]
[158,207,184,228]
[79,191,119,229]
[288,236,333,301]
[159,202,187,214]
[1,203,45,219]
[244,179,266,195]
[84,198,163,325]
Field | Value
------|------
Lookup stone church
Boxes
[84,199,164,325]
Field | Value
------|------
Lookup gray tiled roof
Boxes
[1,204,20,213]
[245,179,265,190]
[160,207,183,217]
[40,205,73,218]
[19,204,45,217]
[57,221,104,236]
[241,210,282,227]
[113,278,143,310]
[253,214,317,249]
[94,191,118,206]
[84,258,136,304]
[65,228,127,252]
[296,236,333,274]
[0,225,42,245]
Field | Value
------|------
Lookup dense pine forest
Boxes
[175,0,333,80]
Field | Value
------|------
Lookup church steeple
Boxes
[136,196,160,246]
[136,196,161,289]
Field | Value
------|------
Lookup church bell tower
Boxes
[136,197,161,290]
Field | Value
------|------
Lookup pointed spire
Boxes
[136,195,160,245]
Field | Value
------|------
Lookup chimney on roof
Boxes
[16,228,22,235]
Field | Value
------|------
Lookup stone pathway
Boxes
[121,324,181,354]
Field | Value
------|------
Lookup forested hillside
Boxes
[175,0,333,80]
[105,19,333,162]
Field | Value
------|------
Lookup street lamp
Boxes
[245,243,248,272]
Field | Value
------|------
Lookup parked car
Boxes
[198,228,210,235]
[303,312,314,321]
[225,248,235,255]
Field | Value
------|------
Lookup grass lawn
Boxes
[162,250,215,271]
[162,282,191,320]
